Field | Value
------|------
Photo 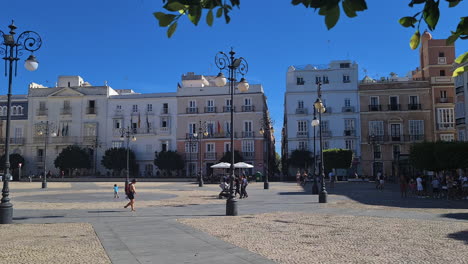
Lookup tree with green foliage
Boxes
[288,149,314,170]
[323,148,353,173]
[154,0,467,75]
[54,145,92,176]
[0,153,25,171]
[410,141,468,171]
[101,147,137,176]
[219,150,244,163]
[154,150,185,176]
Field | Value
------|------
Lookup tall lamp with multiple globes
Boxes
[259,117,273,190]
[193,120,208,187]
[214,48,249,216]
[314,82,327,203]
[36,121,57,189]
[1,21,42,224]
[311,107,319,195]
[120,126,136,192]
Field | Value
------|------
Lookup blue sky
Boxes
[1,0,467,154]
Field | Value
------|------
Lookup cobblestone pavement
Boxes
[180,212,468,264]
[0,223,110,264]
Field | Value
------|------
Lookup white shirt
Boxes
[416,177,422,186]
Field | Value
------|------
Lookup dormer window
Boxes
[340,63,350,68]
[296,77,305,85]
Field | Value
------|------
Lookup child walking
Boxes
[113,184,119,199]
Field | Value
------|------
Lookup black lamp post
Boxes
[36,121,57,189]
[259,117,273,190]
[193,120,208,187]
[214,48,249,216]
[120,126,136,191]
[187,134,193,178]
[1,21,42,224]
[93,137,102,176]
[311,107,319,195]
[314,82,327,203]
[370,133,376,179]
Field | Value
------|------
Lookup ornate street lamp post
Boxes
[193,121,208,187]
[214,48,249,216]
[1,21,42,224]
[259,117,273,190]
[314,82,327,203]
[120,126,136,191]
[311,107,319,195]
[36,121,57,189]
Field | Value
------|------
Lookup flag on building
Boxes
[217,121,222,134]
[138,112,141,128]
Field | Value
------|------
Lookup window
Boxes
[344,119,355,133]
[147,104,153,112]
[185,141,198,153]
[320,120,329,131]
[437,108,454,129]
[226,99,232,106]
[315,76,322,84]
[112,141,123,148]
[242,140,254,153]
[297,77,304,85]
[459,130,465,141]
[64,100,70,109]
[345,140,354,150]
[440,134,455,142]
[440,70,446,76]
[161,117,169,128]
[369,121,384,136]
[14,127,23,140]
[244,121,253,132]
[132,104,138,112]
[39,101,46,110]
[370,96,379,106]
[84,123,97,137]
[343,75,350,83]
[440,90,447,98]
[298,100,304,109]
[37,148,44,158]
[323,75,329,84]
[207,100,214,107]
[188,123,196,134]
[244,98,251,106]
[390,124,402,141]
[58,121,71,136]
[89,100,95,108]
[224,142,231,152]
[340,63,350,68]
[225,121,232,135]
[161,142,168,152]
[393,145,401,160]
[344,98,351,107]
[206,121,215,135]
[206,143,215,152]
[189,100,196,108]
[389,96,399,110]
[374,145,382,159]
[409,96,419,105]
[298,141,308,150]
[439,52,445,57]
[297,120,308,132]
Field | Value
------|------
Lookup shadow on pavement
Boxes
[447,230,468,244]
[441,213,468,221]
[301,181,468,210]
[278,191,311,195]
[14,215,64,220]
[88,210,121,213]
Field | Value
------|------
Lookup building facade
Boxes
[282,61,361,176]
[412,32,456,141]
[454,61,468,141]
[359,77,433,180]
[176,72,273,178]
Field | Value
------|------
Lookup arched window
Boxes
[0,106,6,116]
[17,106,23,115]
[12,106,17,115]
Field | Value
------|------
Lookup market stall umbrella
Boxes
[234,162,254,168]
[210,162,231,169]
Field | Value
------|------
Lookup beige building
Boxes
[176,72,274,179]
[359,78,433,180]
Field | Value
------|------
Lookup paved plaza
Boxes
[0,180,467,264]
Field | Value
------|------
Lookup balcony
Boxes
[297,131,309,138]
[343,130,356,137]
[456,118,465,126]
[431,76,453,84]
[319,130,332,137]
[204,106,217,113]
[60,107,72,115]
[0,137,25,145]
[204,152,217,160]
[159,127,170,134]
[114,109,124,117]
[437,97,453,103]
[36,108,48,116]
[146,109,155,115]
[186,107,198,114]
[83,136,97,144]
[242,152,255,160]
[295,108,308,115]
[161,107,169,115]
[185,153,198,160]
[404,134,425,141]
[389,135,402,142]
[132,128,156,135]
[368,135,385,143]
[437,123,455,130]
[342,106,355,113]
[408,104,422,110]
[368,105,382,111]
[86,107,97,115]
[223,106,235,112]
[437,57,447,64]
[51,136,80,144]
[242,131,255,138]
[387,104,401,111]
[456,86,464,95]
[241,105,255,112]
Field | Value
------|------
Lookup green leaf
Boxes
[447,0,461,7]
[446,33,459,45]
[455,51,468,64]
[348,0,368,11]
[167,22,177,38]
[188,5,202,25]
[409,0,426,7]
[154,12,176,27]
[216,7,223,17]
[325,4,340,29]
[224,10,231,23]
[206,9,214,26]
[453,66,468,77]
[423,0,440,31]
[342,0,357,18]
[164,1,186,11]
[399,16,418,27]
[309,0,328,8]
[410,30,421,50]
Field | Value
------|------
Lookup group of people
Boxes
[399,173,468,199]
[219,175,249,199]
[112,179,137,212]
[296,170,309,186]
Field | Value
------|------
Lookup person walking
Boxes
[113,184,120,199]
[431,177,440,198]
[240,175,249,199]
[399,174,407,198]
[416,175,423,197]
[296,170,301,185]
[124,179,137,211]
[234,177,241,197]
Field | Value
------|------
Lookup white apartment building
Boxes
[107,92,177,177]
[282,60,361,176]
[455,61,468,141]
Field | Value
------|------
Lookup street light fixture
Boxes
[120,126,136,191]
[214,48,249,216]
[311,108,319,195]
[1,21,42,224]
[36,121,57,189]
[259,116,273,190]
[193,121,208,187]
[314,82,327,203]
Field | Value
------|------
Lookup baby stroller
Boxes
[218,182,230,199]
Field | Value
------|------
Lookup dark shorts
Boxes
[127,193,135,200]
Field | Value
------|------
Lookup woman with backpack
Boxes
[124,179,137,211]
